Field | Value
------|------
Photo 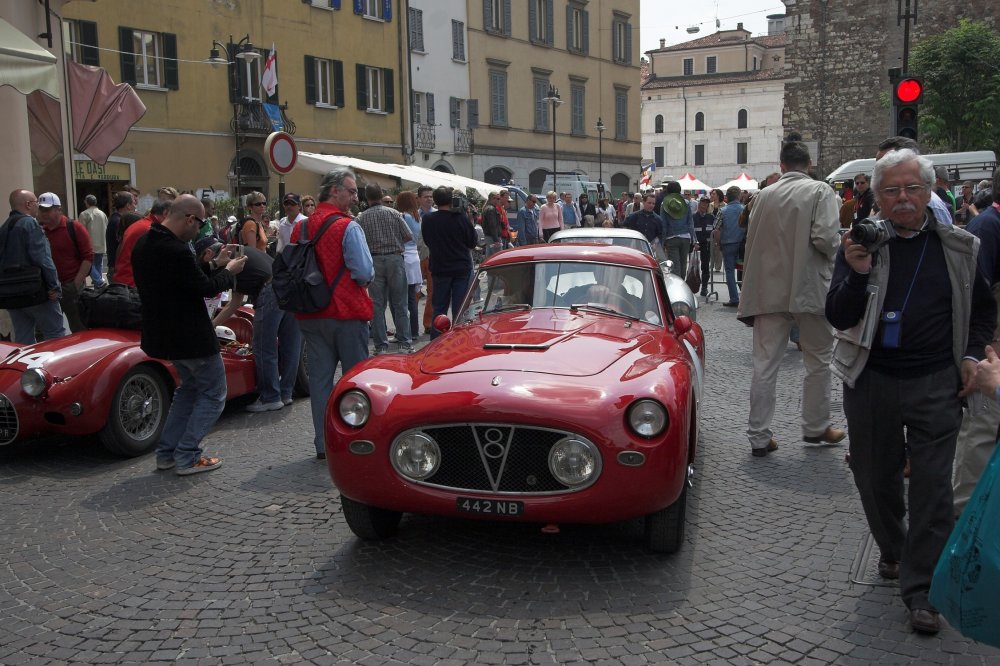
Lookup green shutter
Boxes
[78,20,99,66]
[356,63,367,109]
[333,60,344,107]
[384,68,394,113]
[304,56,316,104]
[118,27,136,85]
[162,33,178,90]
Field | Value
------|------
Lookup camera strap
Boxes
[892,231,930,317]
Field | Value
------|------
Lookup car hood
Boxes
[419,310,654,377]
[0,330,140,379]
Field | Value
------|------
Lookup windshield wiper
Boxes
[489,303,532,313]
[569,303,639,320]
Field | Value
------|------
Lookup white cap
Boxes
[37,192,61,208]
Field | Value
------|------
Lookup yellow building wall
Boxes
[63,0,407,202]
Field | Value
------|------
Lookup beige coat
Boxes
[737,171,842,319]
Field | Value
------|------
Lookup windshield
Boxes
[551,235,653,256]
[458,260,663,326]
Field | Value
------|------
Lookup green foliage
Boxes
[909,19,1000,155]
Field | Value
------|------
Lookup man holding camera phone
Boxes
[826,149,995,635]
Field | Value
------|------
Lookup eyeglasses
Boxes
[338,187,359,195]
[250,201,266,207]
[879,184,927,198]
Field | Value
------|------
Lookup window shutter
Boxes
[612,24,619,63]
[581,11,589,54]
[483,0,492,31]
[382,0,392,21]
[304,56,316,104]
[449,97,459,128]
[467,99,479,128]
[565,7,573,50]
[118,27,136,86]
[503,0,512,36]
[353,0,363,15]
[356,63,367,109]
[409,8,424,51]
[529,0,537,42]
[545,0,554,46]
[384,68,394,113]
[625,24,633,64]
[426,92,435,124]
[333,60,345,107]
[162,32,178,89]
[78,20,100,66]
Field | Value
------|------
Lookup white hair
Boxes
[872,149,934,193]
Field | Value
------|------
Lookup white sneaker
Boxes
[246,399,284,413]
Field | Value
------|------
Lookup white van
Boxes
[540,173,608,202]
[826,150,997,186]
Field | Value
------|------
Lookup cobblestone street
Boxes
[1,294,998,665]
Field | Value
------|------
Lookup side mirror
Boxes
[673,315,692,336]
[433,314,452,333]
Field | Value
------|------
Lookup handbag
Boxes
[0,216,49,309]
[77,282,143,330]
[686,250,701,294]
[929,444,1000,646]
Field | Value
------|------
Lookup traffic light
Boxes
[893,77,923,140]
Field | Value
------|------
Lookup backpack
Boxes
[271,214,346,313]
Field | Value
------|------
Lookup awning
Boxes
[717,172,758,192]
[0,18,59,98]
[67,60,146,165]
[677,173,711,192]
[299,152,498,198]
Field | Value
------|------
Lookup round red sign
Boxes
[265,132,298,175]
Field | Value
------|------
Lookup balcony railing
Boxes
[233,99,296,136]
[414,123,436,151]
[454,128,474,154]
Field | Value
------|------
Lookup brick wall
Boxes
[781,0,999,176]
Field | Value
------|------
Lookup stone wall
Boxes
[781,0,999,177]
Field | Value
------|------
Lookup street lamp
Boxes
[595,117,606,187]
[543,85,562,189]
[208,35,262,214]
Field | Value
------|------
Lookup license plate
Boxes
[456,497,523,517]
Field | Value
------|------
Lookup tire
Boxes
[292,340,310,398]
[99,366,170,457]
[644,483,687,554]
[340,495,402,540]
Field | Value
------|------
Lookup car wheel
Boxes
[292,341,310,398]
[644,483,687,554]
[99,366,170,458]
[340,495,402,540]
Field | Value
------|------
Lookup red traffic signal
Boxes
[895,78,923,104]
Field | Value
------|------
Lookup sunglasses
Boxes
[187,214,205,225]
[250,201,266,207]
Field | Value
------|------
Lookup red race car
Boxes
[325,244,706,552]
[0,310,285,457]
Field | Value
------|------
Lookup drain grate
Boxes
[850,531,899,587]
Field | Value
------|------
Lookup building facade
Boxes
[467,0,642,196]
[641,22,787,188]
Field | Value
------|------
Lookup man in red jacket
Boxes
[36,193,94,332]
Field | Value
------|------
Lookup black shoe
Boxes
[878,559,900,580]
[722,301,739,307]
[316,451,327,460]
[751,439,778,457]
[909,608,941,634]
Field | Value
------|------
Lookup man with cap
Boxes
[35,192,94,332]
[660,181,697,277]
[79,194,108,287]
[2,190,66,343]
[276,192,306,253]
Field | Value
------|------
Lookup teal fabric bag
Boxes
[929,443,1000,646]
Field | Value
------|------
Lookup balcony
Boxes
[454,128,474,154]
[415,123,436,151]
[233,99,296,136]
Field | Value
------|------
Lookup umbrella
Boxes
[718,172,758,192]
[677,172,711,192]
[67,60,146,165]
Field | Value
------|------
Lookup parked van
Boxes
[826,150,997,187]
[540,173,608,202]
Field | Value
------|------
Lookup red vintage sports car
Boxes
[0,311,263,457]
[325,244,706,552]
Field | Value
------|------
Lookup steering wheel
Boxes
[586,286,638,318]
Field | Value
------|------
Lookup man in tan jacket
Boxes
[738,140,845,457]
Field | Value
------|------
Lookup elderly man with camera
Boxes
[826,149,996,635]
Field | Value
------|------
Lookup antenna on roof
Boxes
[715,0,721,28]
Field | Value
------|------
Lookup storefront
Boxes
[72,155,135,212]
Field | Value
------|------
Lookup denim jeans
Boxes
[721,242,741,304]
[370,254,411,349]
[89,253,105,286]
[8,300,68,344]
[298,317,369,455]
[665,237,691,277]
[252,284,302,403]
[430,273,471,340]
[408,284,420,342]
[157,354,228,469]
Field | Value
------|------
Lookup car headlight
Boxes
[628,399,668,438]
[390,432,440,480]
[672,301,692,318]
[548,437,601,487]
[20,368,50,397]
[338,390,370,427]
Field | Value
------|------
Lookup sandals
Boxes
[176,456,223,476]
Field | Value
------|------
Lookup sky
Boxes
[639,0,788,54]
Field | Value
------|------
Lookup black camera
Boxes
[850,217,896,253]
[452,191,469,211]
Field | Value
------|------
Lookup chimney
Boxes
[659,38,665,48]
[737,22,743,31]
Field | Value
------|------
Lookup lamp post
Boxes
[208,35,262,215]
[543,85,562,188]
[595,117,606,187]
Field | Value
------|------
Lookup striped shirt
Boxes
[355,204,412,255]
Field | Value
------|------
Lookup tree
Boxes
[910,19,1000,155]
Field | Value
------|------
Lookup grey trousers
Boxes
[844,365,960,611]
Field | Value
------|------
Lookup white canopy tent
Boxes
[676,172,711,192]
[0,18,59,98]
[298,152,498,198]
[717,172,758,192]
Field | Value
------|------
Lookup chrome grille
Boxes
[410,424,593,495]
[0,392,19,445]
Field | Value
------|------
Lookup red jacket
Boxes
[44,216,94,283]
[113,217,153,287]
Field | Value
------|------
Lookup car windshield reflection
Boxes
[459,261,663,326]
